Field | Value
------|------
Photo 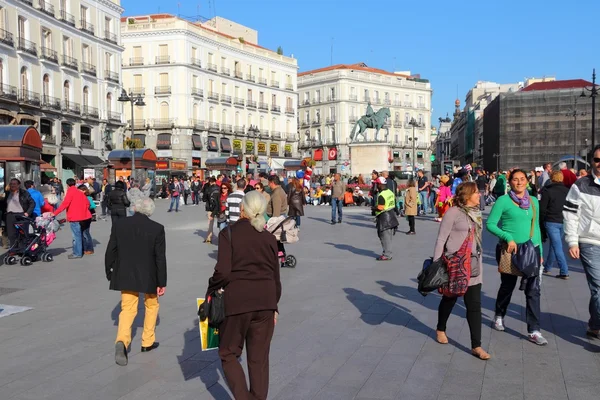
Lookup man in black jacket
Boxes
[191,177,202,206]
[105,197,167,366]
[1,179,35,247]
[203,177,220,243]
[108,181,130,222]
[373,177,399,261]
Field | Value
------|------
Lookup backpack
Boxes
[439,228,473,297]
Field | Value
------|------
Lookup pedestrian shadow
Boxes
[307,217,331,224]
[345,221,375,229]
[110,297,161,348]
[324,242,380,259]
[177,320,231,399]
[343,287,472,355]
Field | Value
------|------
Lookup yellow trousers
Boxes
[115,291,159,348]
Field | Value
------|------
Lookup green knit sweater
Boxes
[486,194,543,254]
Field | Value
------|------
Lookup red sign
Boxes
[192,157,201,167]
[171,161,187,170]
[156,161,169,170]
[328,147,338,160]
[314,149,323,161]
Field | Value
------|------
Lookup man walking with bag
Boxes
[330,173,346,225]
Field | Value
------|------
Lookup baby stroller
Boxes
[3,215,57,266]
[266,216,299,268]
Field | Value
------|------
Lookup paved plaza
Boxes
[1,202,600,400]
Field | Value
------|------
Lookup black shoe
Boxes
[141,342,160,352]
[338,220,342,224]
[330,221,336,225]
[68,254,82,259]
[556,274,570,280]
[406,231,416,235]
[167,210,172,212]
[115,341,128,366]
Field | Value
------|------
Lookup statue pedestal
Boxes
[349,142,390,177]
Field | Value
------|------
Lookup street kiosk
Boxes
[0,125,43,188]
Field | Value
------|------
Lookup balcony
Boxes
[191,88,203,98]
[105,70,119,83]
[0,84,18,102]
[104,31,118,45]
[221,94,232,104]
[258,77,267,86]
[234,70,243,79]
[246,74,255,82]
[80,21,94,35]
[311,120,321,126]
[221,124,233,134]
[258,102,269,111]
[208,122,220,132]
[300,121,310,128]
[349,95,358,101]
[58,10,76,27]
[207,63,217,72]
[207,92,219,101]
[82,105,99,119]
[349,116,357,123]
[108,111,121,122]
[271,105,281,113]
[191,58,202,67]
[393,120,402,128]
[285,107,294,115]
[18,90,41,107]
[154,86,171,95]
[155,55,170,65]
[364,96,370,102]
[130,87,145,96]
[272,131,282,139]
[153,118,174,129]
[41,95,61,111]
[0,29,14,47]
[38,1,55,17]
[327,96,336,102]
[302,99,310,106]
[246,100,257,109]
[384,99,391,105]
[417,103,427,109]
[286,83,293,91]
[221,66,230,76]
[128,119,146,129]
[17,37,37,56]
[62,101,80,115]
[42,134,56,144]
[80,138,94,149]
[373,98,381,105]
[326,117,336,125]
[260,130,270,139]
[40,47,58,63]
[61,135,74,147]
[404,102,412,108]
[271,80,279,88]
[234,97,244,107]
[191,119,206,130]
[234,125,245,134]
[19,0,33,6]
[312,98,321,104]
[81,61,96,76]
[61,55,78,71]
[129,57,144,66]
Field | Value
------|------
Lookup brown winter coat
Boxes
[404,186,418,216]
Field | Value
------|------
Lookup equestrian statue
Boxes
[349,102,391,143]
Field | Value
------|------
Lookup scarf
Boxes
[460,205,483,254]
[509,190,530,210]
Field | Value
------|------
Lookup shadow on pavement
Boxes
[324,242,380,259]
[110,297,161,347]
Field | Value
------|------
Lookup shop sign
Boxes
[269,143,279,154]
[156,161,169,170]
[233,139,243,151]
[156,133,172,149]
[192,158,201,167]
[257,142,267,154]
[245,141,254,153]
[171,161,187,170]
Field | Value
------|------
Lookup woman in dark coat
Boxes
[287,177,306,227]
[108,181,130,222]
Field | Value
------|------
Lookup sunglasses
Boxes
[594,157,600,163]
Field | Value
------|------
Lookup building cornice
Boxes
[98,0,124,14]
[298,76,432,94]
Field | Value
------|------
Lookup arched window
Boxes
[247,114,253,129]
[63,81,70,105]
[221,109,227,125]
[235,112,240,127]
[43,74,50,99]
[106,92,112,114]
[82,86,89,108]
[208,107,215,122]
[20,67,28,93]
[271,117,276,132]
[160,101,169,119]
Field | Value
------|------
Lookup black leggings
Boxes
[437,283,482,349]
[407,216,415,232]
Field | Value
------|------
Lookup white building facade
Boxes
[120,14,298,175]
[297,63,433,175]
[0,0,125,179]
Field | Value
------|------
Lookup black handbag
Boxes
[417,257,449,296]
[511,202,540,278]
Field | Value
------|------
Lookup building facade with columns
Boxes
[0,0,125,179]
[120,14,299,175]
[297,63,433,176]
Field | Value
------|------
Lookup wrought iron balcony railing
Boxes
[82,105,99,119]
[258,102,269,110]
[326,117,336,124]
[208,122,220,131]
[17,37,37,56]
[221,94,232,104]
[191,119,206,130]
[38,1,55,17]
[105,70,119,83]
[234,125,245,134]
[286,83,294,91]
[207,63,217,72]
[59,10,76,26]
[129,57,144,66]
[80,138,94,148]
[80,21,94,35]
[221,66,230,75]
[155,55,170,64]
[61,135,74,146]
[108,111,121,122]
[0,84,18,101]
[246,100,257,108]
[18,89,41,106]
[42,134,56,144]
[285,107,295,115]
[61,54,78,70]
[246,74,255,82]
[221,124,233,133]
[40,47,58,63]
[127,119,146,129]
[207,92,219,101]
[130,87,145,96]
[234,97,245,106]
[41,95,61,111]
[154,86,171,95]
[0,29,14,47]
[234,70,243,79]
[271,80,279,88]
[153,118,174,129]
[258,77,267,85]
[271,105,281,113]
[81,61,96,76]
[191,58,202,67]
[104,31,117,44]
[62,100,80,114]
[191,88,203,97]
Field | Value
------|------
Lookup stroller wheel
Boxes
[5,255,17,265]
[20,255,33,266]
[41,253,54,262]
[285,255,297,268]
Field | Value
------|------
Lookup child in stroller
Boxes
[3,214,57,266]
[266,216,299,268]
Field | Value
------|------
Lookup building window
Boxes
[82,86,89,108]
[63,80,70,103]
[247,88,252,101]
[43,74,49,98]
[160,101,169,119]
[63,36,72,57]
[18,16,26,39]
[81,125,91,143]
[364,89,369,101]
[20,66,28,92]
[315,90,320,102]
[105,17,112,34]
[272,94,277,106]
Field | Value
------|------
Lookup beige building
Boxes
[0,0,125,178]
[120,14,299,174]
[297,63,433,175]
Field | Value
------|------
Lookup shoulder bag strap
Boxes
[530,202,536,240]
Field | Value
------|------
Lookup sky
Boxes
[122,0,600,125]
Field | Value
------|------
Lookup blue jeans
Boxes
[544,222,569,275]
[69,222,83,257]
[293,215,301,227]
[580,243,600,330]
[169,196,179,211]
[419,191,429,213]
[331,198,343,222]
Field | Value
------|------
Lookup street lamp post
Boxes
[581,68,598,151]
[118,89,145,181]
[493,153,500,172]
[567,96,586,170]
[408,118,418,173]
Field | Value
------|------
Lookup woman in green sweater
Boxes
[486,169,547,345]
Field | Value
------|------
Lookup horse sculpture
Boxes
[349,107,391,143]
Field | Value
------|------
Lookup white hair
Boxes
[133,197,155,217]
[558,162,567,170]
[241,190,267,232]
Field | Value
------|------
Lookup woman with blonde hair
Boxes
[206,190,281,400]
[433,182,490,360]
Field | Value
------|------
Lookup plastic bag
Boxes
[417,258,449,296]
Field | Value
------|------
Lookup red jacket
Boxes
[561,168,577,189]
[54,186,92,222]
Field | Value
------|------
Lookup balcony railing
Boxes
[272,131,282,139]
[40,47,58,63]
[41,95,61,111]
[221,94,232,104]
[154,86,171,95]
[221,124,233,133]
[19,0,33,6]
[17,37,37,56]
[234,70,243,79]
[155,55,170,64]
[246,74,255,82]
[38,1,55,17]
[207,92,219,101]
[108,111,121,122]
[393,120,402,128]
[417,103,427,109]
[285,107,295,115]
[234,97,244,106]
[0,29,14,47]
[258,102,269,110]
[42,134,56,144]
[61,55,78,71]
[311,120,321,126]
[62,101,80,114]
[364,96,370,102]
[326,117,336,124]
[18,90,41,107]
[129,57,144,66]
[286,83,293,91]
[191,119,206,130]
[221,66,230,75]
[349,116,357,123]
[271,105,281,113]
[271,80,279,88]
[130,87,145,96]
[128,119,146,129]
[247,100,257,109]
[191,58,202,67]
[80,21,94,35]
[104,31,118,44]
[404,102,412,107]
[300,121,310,128]
[0,84,18,101]
[384,99,391,105]
[105,70,119,83]
[312,98,321,104]
[207,63,217,72]
[61,135,74,146]
[327,96,336,102]
[208,122,220,131]
[234,125,245,134]
[191,88,203,98]
[349,95,358,101]
[153,118,174,129]
[82,105,99,119]
[373,98,381,104]
[59,10,76,26]
[81,61,96,76]
[258,77,267,85]
[80,138,94,149]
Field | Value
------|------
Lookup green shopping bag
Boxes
[197,298,220,351]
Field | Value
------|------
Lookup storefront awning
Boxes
[39,161,56,171]
[83,155,105,166]
[270,158,286,170]
[0,125,43,162]
[63,153,92,167]
[205,156,238,170]
[283,159,307,171]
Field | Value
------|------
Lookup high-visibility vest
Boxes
[376,189,396,216]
